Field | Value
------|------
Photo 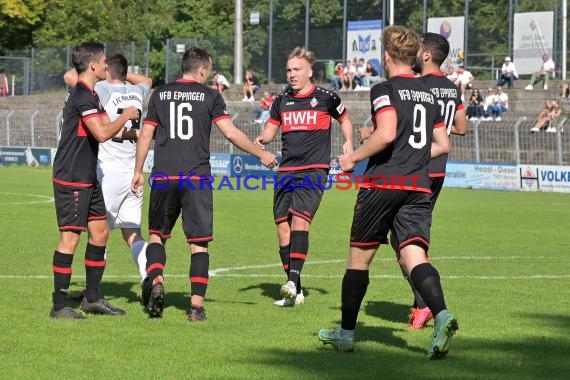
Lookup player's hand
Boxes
[342,141,353,155]
[358,127,372,144]
[259,151,278,169]
[131,172,144,196]
[338,153,355,173]
[254,135,265,149]
[122,106,139,120]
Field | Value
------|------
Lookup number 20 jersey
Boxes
[143,79,230,177]
[420,72,463,177]
[365,74,445,193]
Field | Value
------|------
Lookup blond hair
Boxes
[288,47,316,66]
[382,25,420,66]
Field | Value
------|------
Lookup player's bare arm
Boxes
[131,122,155,194]
[340,116,354,154]
[431,124,451,158]
[84,106,139,143]
[63,68,79,87]
[254,122,280,149]
[126,72,153,89]
[339,110,397,172]
[358,126,373,144]
[451,107,468,136]
[216,117,278,168]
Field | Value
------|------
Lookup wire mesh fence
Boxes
[0,108,567,166]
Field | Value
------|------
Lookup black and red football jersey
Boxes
[365,74,445,193]
[268,85,347,172]
[144,79,230,177]
[421,72,464,177]
[53,80,107,186]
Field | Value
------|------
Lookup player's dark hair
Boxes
[72,42,105,74]
[181,47,211,74]
[382,25,420,66]
[106,53,128,81]
[421,32,449,66]
[288,47,316,66]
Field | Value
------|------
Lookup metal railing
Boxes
[2,110,566,166]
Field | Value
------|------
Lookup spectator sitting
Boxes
[353,58,366,90]
[466,89,484,121]
[445,66,458,83]
[250,91,274,123]
[242,69,260,101]
[525,53,555,90]
[496,85,509,115]
[496,56,518,89]
[362,62,380,89]
[343,60,356,90]
[530,100,560,132]
[455,65,474,101]
[483,87,502,121]
[211,72,230,95]
[331,62,344,91]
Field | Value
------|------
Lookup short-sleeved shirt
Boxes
[365,74,445,193]
[421,72,464,177]
[268,85,347,172]
[144,79,230,177]
[53,80,107,186]
[96,80,149,172]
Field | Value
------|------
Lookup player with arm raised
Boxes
[131,47,277,321]
[255,47,353,307]
[64,53,153,285]
[318,26,458,359]
[50,42,139,319]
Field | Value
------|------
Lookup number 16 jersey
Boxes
[143,79,231,177]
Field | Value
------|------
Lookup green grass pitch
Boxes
[0,166,569,379]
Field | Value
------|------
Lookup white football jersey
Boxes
[96,80,149,171]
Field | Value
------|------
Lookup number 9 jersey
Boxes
[365,74,445,193]
[143,79,231,177]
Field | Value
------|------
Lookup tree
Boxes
[0,0,46,53]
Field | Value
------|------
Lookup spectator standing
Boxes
[242,69,260,101]
[497,57,518,89]
[525,54,555,90]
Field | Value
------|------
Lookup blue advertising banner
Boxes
[0,147,52,166]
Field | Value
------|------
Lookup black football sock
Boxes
[410,263,446,317]
[190,252,209,298]
[341,269,369,331]
[145,242,166,283]
[279,244,290,275]
[84,243,106,303]
[287,231,308,286]
[399,264,427,308]
[52,250,74,310]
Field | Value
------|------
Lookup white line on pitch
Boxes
[0,192,54,205]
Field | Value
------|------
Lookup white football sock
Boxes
[130,240,148,281]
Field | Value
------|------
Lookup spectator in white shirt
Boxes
[497,57,518,89]
[525,53,555,90]
[496,86,508,114]
[483,87,502,121]
[455,66,474,101]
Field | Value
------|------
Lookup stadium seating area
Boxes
[0,80,568,165]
